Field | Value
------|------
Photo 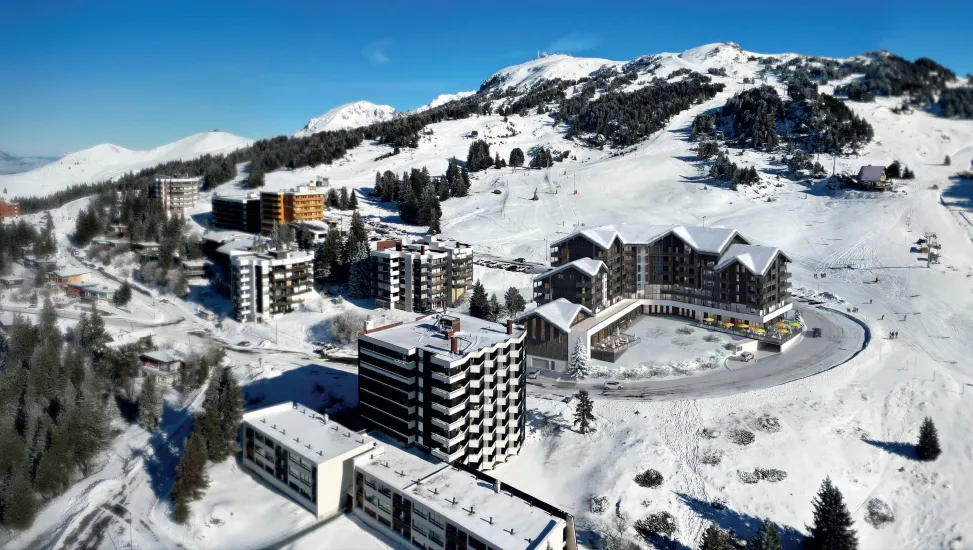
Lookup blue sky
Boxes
[2,0,971,157]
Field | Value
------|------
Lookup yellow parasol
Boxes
[703,317,715,322]
[775,321,789,327]
[723,322,735,328]
[789,321,802,327]
[737,324,750,329]
[776,328,789,334]
[754,328,766,334]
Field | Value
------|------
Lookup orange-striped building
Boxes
[260,185,326,235]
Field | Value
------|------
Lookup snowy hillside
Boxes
[0,131,251,199]
[293,100,397,138]
[479,53,624,91]
[412,91,476,113]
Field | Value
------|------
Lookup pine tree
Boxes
[747,520,782,550]
[428,208,442,235]
[347,210,369,253]
[468,281,489,319]
[573,390,594,434]
[348,242,372,299]
[1,466,36,529]
[944,155,951,166]
[804,477,858,550]
[172,430,209,524]
[349,189,359,209]
[113,280,133,307]
[699,523,729,550]
[916,416,941,461]
[509,148,525,167]
[568,338,590,380]
[488,293,502,322]
[504,287,526,317]
[313,242,332,282]
[138,375,163,432]
[214,368,243,461]
[339,187,350,209]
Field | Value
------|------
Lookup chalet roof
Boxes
[534,258,606,281]
[517,298,591,333]
[551,223,745,255]
[714,244,787,276]
[140,350,183,364]
[53,267,91,278]
[858,165,886,181]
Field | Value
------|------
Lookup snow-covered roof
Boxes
[211,193,259,203]
[714,244,786,275]
[552,223,744,255]
[517,298,591,332]
[53,267,90,278]
[245,403,379,466]
[535,258,606,281]
[356,444,565,550]
[360,312,525,359]
[858,165,886,181]
[216,239,257,256]
[140,350,183,364]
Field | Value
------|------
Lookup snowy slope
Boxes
[293,100,397,138]
[479,53,624,91]
[411,91,476,113]
[0,131,251,199]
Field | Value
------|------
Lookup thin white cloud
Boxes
[363,40,393,65]
[546,33,599,54]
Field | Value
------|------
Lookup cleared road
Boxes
[528,306,868,401]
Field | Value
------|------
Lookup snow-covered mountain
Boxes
[0,150,56,175]
[479,53,624,91]
[0,131,251,198]
[412,92,476,113]
[294,101,397,138]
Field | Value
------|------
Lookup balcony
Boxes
[431,368,467,384]
[432,416,466,432]
[431,447,465,462]
[431,386,466,400]
[431,399,468,416]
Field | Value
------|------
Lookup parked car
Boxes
[604,380,624,390]
[740,351,755,362]
[514,257,526,263]
[527,370,540,380]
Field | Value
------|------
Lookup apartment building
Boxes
[230,247,313,322]
[260,185,326,236]
[153,176,201,215]
[241,402,576,550]
[521,224,795,370]
[370,235,473,312]
[0,200,21,218]
[357,313,526,470]
[212,193,262,233]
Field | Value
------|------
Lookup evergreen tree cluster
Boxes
[938,86,973,119]
[838,54,957,107]
[529,148,555,169]
[0,305,126,530]
[171,365,243,523]
[508,147,525,167]
[710,152,760,187]
[0,216,52,275]
[467,140,493,172]
[325,186,358,210]
[372,165,464,230]
[571,74,725,146]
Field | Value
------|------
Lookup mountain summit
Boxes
[294,101,397,138]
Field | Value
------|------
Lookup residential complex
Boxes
[230,247,314,322]
[241,403,576,550]
[212,193,262,233]
[521,224,793,371]
[260,185,326,236]
[0,200,21,218]
[370,236,473,312]
[153,176,201,215]
[357,313,526,470]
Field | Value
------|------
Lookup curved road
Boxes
[528,306,868,401]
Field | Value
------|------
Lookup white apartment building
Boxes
[241,402,576,550]
[358,313,526,470]
[370,235,473,312]
[153,176,202,215]
[230,247,314,322]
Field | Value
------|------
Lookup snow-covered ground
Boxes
[5,42,973,549]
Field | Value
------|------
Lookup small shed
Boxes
[140,350,184,387]
[52,267,93,286]
[857,166,889,190]
[0,275,24,288]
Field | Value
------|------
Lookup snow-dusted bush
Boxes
[701,427,720,439]
[327,311,366,345]
[729,429,755,446]
[634,512,678,539]
[634,469,664,488]
[739,468,788,483]
[588,495,609,514]
[865,498,895,528]
[675,326,695,335]
[703,334,721,343]
[754,414,781,433]
[700,449,723,465]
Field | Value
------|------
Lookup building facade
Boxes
[153,176,201,215]
[357,313,526,470]
[230,248,313,322]
[522,224,795,371]
[212,193,262,233]
[260,185,326,236]
[241,402,576,550]
[370,236,473,312]
[0,200,21,218]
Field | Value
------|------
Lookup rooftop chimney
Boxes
[493,479,502,494]
[506,319,513,335]
[395,241,402,251]
[451,336,459,354]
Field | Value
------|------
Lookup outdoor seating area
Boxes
[590,332,642,362]
[700,317,802,345]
